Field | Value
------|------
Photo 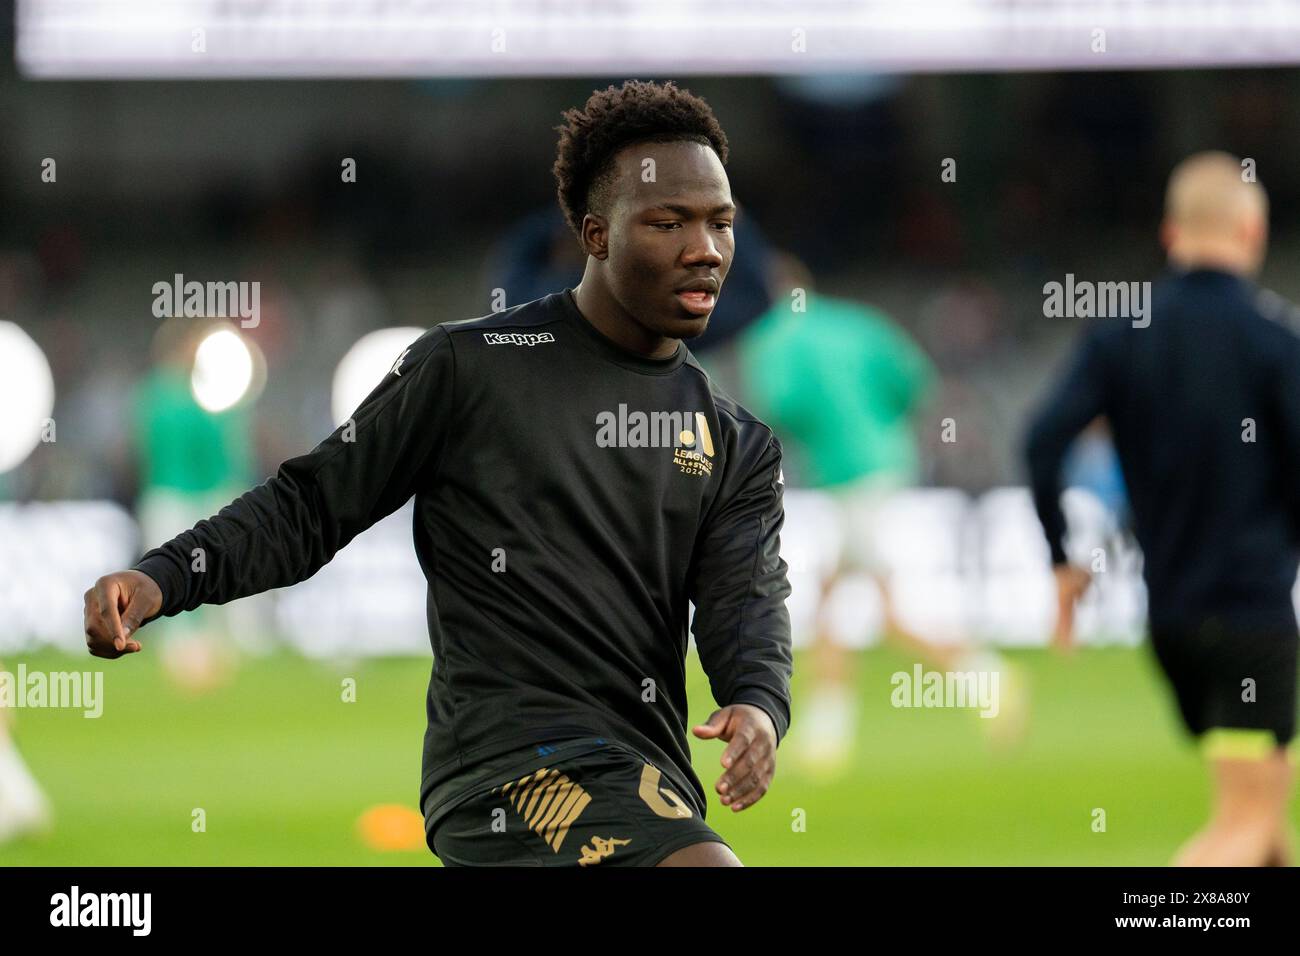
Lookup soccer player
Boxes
[83,80,793,867]
[737,253,1026,774]
[1025,151,1298,866]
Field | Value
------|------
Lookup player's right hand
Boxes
[1051,563,1092,654]
[84,571,163,659]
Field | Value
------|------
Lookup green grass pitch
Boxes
[3,645,1296,865]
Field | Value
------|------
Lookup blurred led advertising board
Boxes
[18,0,1300,78]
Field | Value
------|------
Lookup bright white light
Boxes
[0,322,56,475]
[332,327,424,427]
[191,326,254,412]
[19,1,1300,77]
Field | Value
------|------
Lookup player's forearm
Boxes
[131,458,343,619]
[694,571,794,746]
[132,328,453,623]
[1024,413,1071,565]
[1024,329,1112,566]
[691,433,794,743]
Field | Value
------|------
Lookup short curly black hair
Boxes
[553,79,729,242]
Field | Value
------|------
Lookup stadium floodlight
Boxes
[331,327,425,428]
[191,324,257,413]
[0,321,56,475]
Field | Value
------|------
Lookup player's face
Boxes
[604,140,735,340]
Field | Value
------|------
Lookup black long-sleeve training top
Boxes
[132,287,794,827]
[1025,267,1300,633]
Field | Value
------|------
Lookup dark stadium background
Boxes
[2,3,1299,864]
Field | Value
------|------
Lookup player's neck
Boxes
[571,278,680,360]
[1167,242,1260,279]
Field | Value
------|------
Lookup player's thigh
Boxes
[431,790,549,866]
[1148,627,1209,735]
[838,473,904,577]
[1209,752,1294,821]
[657,840,743,867]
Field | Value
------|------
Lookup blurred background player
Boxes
[739,253,1026,775]
[0,679,53,844]
[1026,151,1299,866]
[132,318,258,692]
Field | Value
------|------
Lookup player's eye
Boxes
[652,222,681,230]
[713,221,734,231]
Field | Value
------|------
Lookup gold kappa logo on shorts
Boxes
[578,835,632,866]
[493,767,592,853]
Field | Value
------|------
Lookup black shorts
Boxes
[430,738,729,867]
[1149,616,1298,749]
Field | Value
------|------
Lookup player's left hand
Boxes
[692,703,776,812]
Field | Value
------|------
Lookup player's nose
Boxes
[682,229,724,268]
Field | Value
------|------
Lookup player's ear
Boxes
[580,212,610,260]
[1241,212,1266,247]
[1158,218,1176,254]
